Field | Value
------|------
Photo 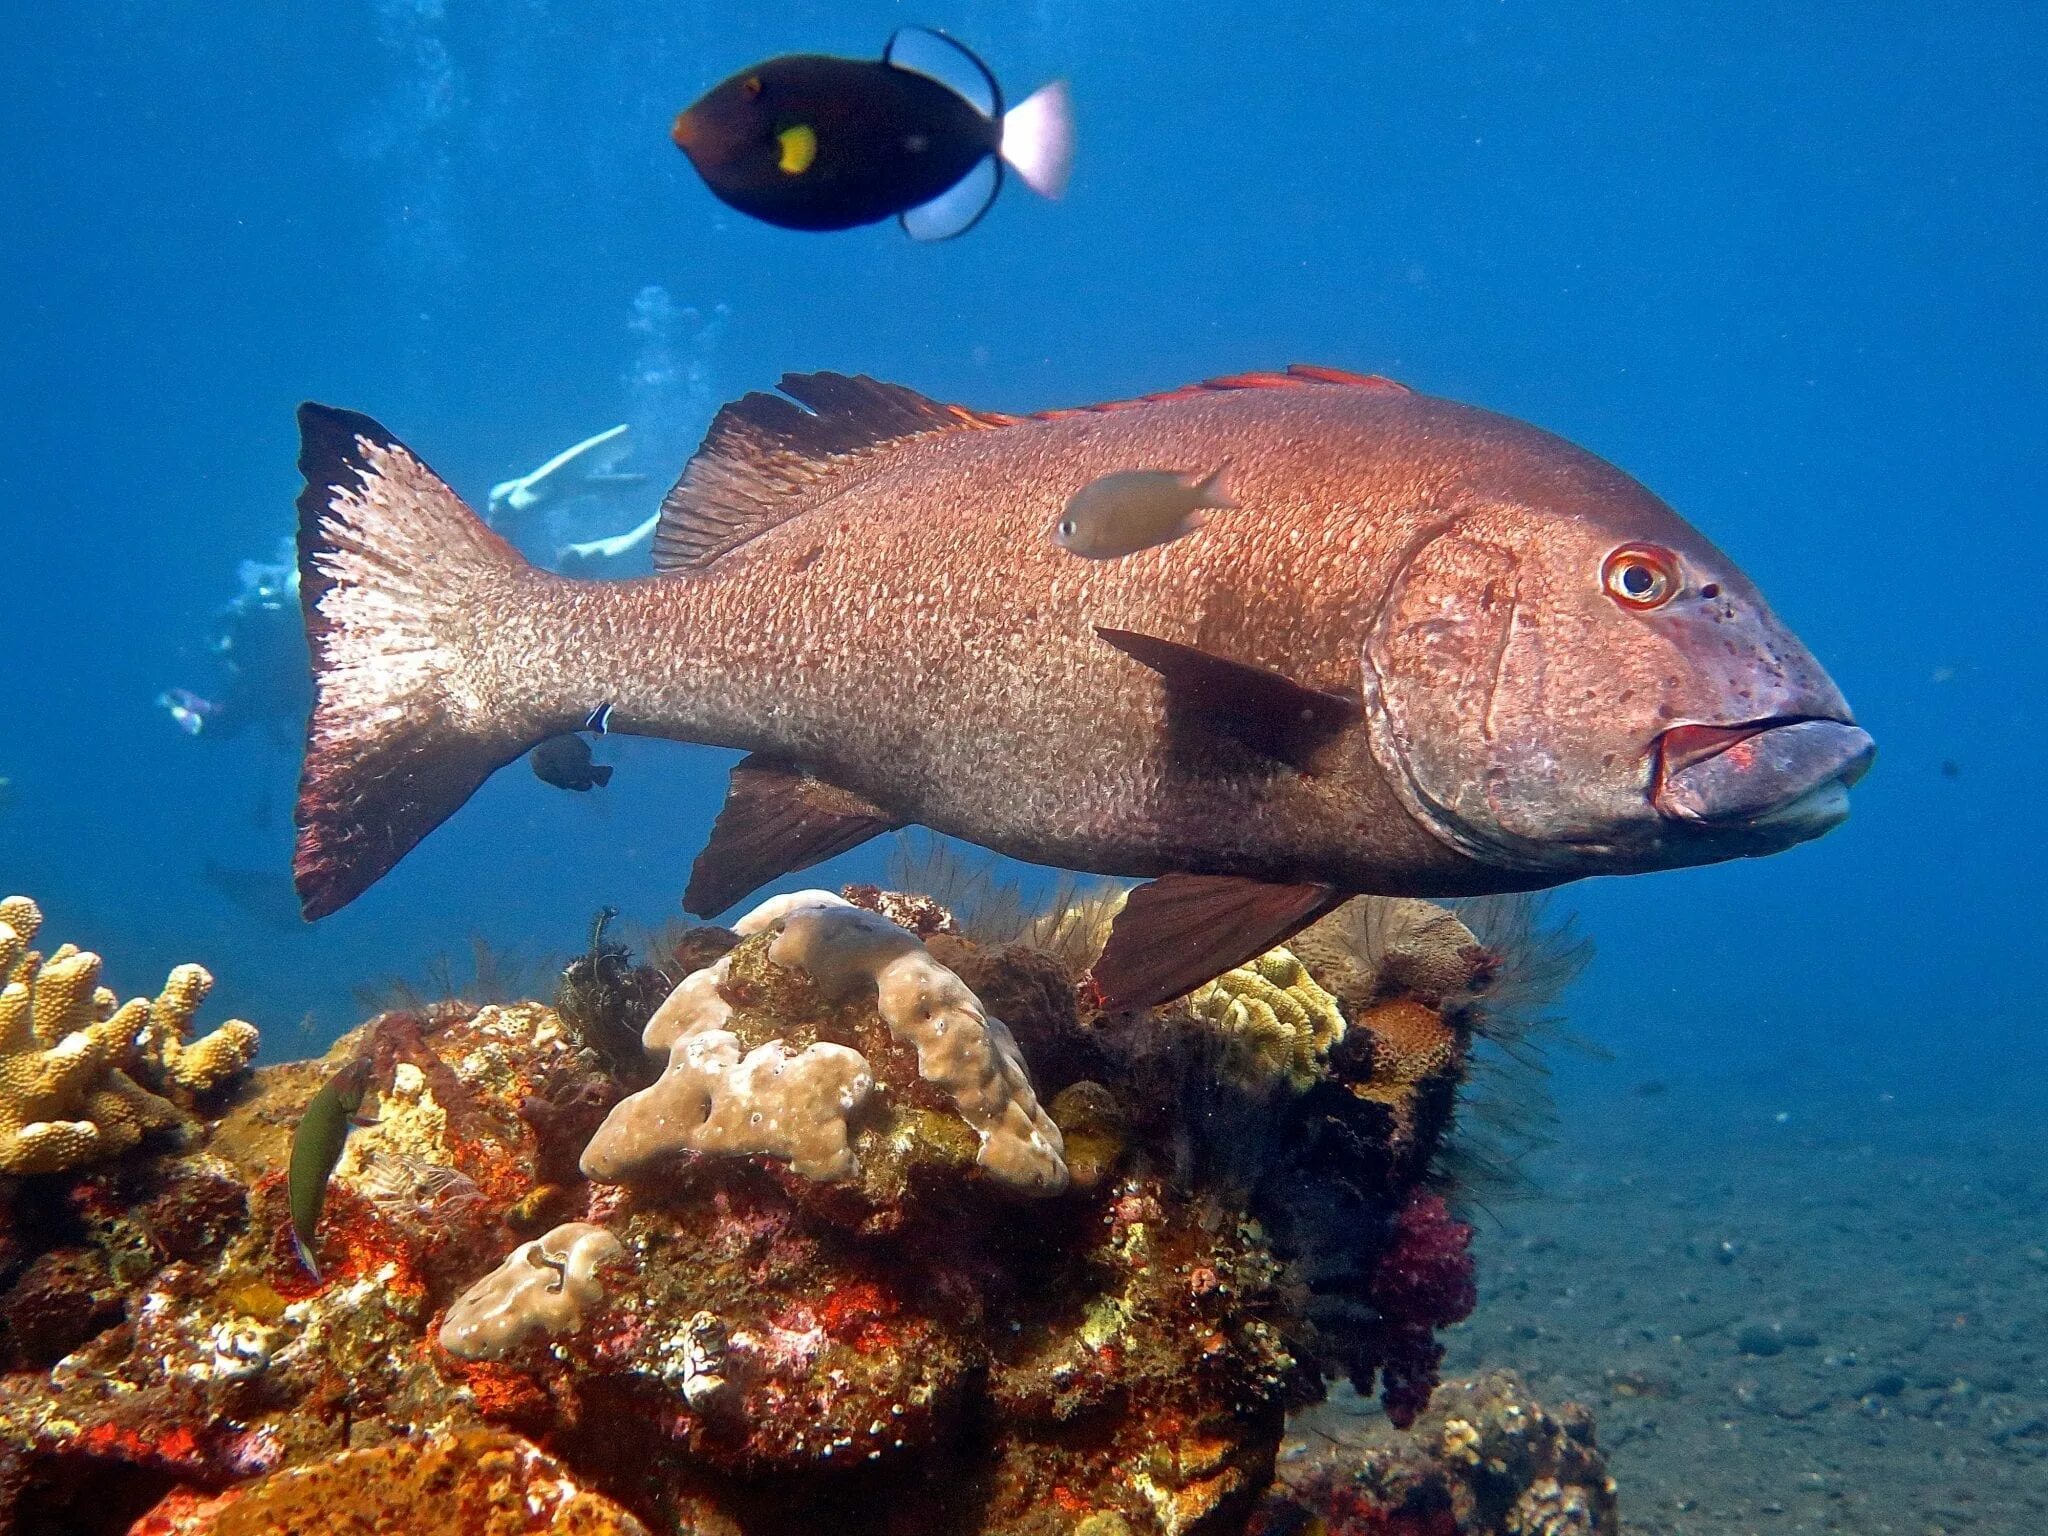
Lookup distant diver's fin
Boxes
[883,25,1001,117]
[489,424,633,512]
[654,374,1017,573]
[901,155,1003,241]
[527,423,632,486]
[683,755,904,917]
[293,403,545,920]
[560,509,661,566]
[1095,626,1358,772]
[1090,873,1345,1011]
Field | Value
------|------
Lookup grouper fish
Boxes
[291,366,1873,1008]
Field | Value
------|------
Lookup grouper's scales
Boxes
[299,371,1699,916]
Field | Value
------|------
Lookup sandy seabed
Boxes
[1298,1064,2048,1535]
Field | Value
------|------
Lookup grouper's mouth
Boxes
[1651,717,1876,841]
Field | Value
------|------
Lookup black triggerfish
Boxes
[288,367,1872,1011]
[288,1056,374,1281]
[672,28,1073,240]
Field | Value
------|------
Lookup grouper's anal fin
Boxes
[1095,626,1359,772]
[653,372,1017,573]
[683,755,904,918]
[1090,873,1346,1012]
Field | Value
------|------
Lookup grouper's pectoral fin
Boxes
[683,755,903,918]
[1094,627,1358,772]
[1089,873,1345,1011]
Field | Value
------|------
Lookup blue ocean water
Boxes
[2,0,2038,1132]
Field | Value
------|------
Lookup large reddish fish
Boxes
[293,367,1872,1007]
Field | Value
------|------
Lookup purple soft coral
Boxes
[1368,1192,1477,1428]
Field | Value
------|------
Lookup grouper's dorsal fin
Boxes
[653,373,1018,573]
[1028,364,1411,424]
[683,754,905,918]
[1096,626,1359,772]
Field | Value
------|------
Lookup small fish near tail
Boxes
[293,404,586,919]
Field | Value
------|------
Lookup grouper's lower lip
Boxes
[1652,717,1876,838]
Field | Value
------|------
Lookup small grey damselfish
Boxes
[1051,465,1238,559]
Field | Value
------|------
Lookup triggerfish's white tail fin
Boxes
[1001,80,1075,198]
[293,403,563,920]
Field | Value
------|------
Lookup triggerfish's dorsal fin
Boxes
[683,754,904,917]
[1091,874,1345,1012]
[1095,626,1359,772]
[653,372,1017,573]
[883,25,1001,116]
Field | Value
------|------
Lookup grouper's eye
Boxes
[1601,544,1678,610]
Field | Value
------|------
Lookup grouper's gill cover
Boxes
[291,367,1871,1007]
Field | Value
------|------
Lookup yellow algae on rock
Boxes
[1,895,256,1175]
[1182,946,1347,1092]
[335,1058,451,1183]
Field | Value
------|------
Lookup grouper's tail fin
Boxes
[293,403,546,920]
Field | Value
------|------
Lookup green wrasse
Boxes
[288,1057,374,1281]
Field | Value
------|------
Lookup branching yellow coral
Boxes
[142,962,262,1096]
[0,896,260,1175]
[1183,946,1347,1092]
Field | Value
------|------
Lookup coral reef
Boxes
[1254,1372,1618,1536]
[596,891,1066,1194]
[0,880,1591,1536]
[1183,946,1348,1093]
[0,896,257,1176]
[440,1222,627,1360]
[585,1029,874,1182]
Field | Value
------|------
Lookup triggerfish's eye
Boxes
[1601,544,1678,610]
[742,74,763,99]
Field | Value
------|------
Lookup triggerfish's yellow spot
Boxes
[777,123,818,175]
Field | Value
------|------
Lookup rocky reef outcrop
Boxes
[0,880,1610,1536]
[1254,1371,1618,1536]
